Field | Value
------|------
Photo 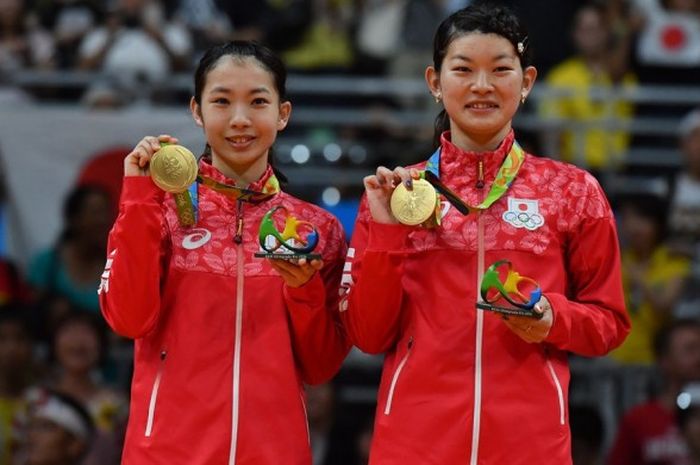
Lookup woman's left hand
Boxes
[269,257,324,288]
[501,296,554,343]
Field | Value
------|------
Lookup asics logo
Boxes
[182,228,212,250]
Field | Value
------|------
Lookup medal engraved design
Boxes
[150,145,198,193]
[390,179,438,226]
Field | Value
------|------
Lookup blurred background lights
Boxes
[322,187,341,206]
[290,144,310,164]
[323,143,342,162]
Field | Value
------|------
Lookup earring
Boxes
[520,94,526,104]
[434,92,442,103]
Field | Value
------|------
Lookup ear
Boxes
[277,101,292,131]
[520,66,538,101]
[190,97,203,127]
[425,66,441,99]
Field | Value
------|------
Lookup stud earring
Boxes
[434,92,442,103]
[521,94,526,104]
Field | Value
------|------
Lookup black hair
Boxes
[60,184,112,242]
[193,40,288,183]
[431,3,532,147]
[569,404,604,450]
[0,303,33,339]
[654,318,700,360]
[49,310,110,368]
[616,193,670,245]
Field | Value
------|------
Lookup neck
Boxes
[450,124,511,153]
[212,156,268,187]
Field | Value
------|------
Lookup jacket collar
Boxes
[439,129,515,181]
[198,158,277,194]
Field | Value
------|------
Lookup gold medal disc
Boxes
[390,178,438,226]
[149,145,198,193]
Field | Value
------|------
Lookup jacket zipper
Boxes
[145,349,167,437]
[384,336,414,415]
[545,352,566,425]
[229,200,245,465]
[470,157,486,465]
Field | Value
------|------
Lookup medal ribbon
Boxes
[174,171,281,227]
[422,140,526,224]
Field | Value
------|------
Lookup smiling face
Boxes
[426,32,536,152]
[190,56,291,182]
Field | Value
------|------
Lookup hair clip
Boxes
[517,36,529,55]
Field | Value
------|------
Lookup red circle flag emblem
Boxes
[638,12,700,66]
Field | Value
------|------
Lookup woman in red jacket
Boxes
[99,41,350,465]
[340,4,630,465]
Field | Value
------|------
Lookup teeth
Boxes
[470,104,495,109]
[231,136,252,143]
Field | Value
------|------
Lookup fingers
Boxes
[268,256,322,288]
[124,134,178,176]
[364,166,419,191]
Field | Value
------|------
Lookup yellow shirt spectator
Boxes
[611,246,690,365]
[541,57,636,169]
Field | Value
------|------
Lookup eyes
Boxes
[210,96,271,106]
[451,66,514,73]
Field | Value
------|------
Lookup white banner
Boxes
[0,102,205,269]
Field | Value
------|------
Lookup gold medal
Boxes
[149,145,198,193]
[390,178,438,226]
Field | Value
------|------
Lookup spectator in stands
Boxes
[77,0,192,107]
[0,306,35,465]
[610,193,689,365]
[539,1,636,172]
[28,185,114,318]
[32,0,103,69]
[677,382,700,465]
[174,0,233,57]
[671,108,700,319]
[570,404,606,465]
[670,108,700,258]
[607,318,700,465]
[18,389,95,465]
[0,0,54,73]
[282,0,353,73]
[37,311,126,465]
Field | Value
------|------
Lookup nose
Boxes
[230,104,251,127]
[471,71,493,94]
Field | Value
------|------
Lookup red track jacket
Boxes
[99,161,349,465]
[340,130,630,465]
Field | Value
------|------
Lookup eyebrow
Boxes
[209,86,272,95]
[450,53,515,62]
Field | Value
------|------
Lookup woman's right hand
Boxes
[124,134,179,177]
[363,166,420,224]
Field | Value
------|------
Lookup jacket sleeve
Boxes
[284,215,351,385]
[98,177,169,339]
[338,198,411,354]
[544,176,630,356]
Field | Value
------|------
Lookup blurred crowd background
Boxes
[3,0,700,464]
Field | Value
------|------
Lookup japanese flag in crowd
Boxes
[638,12,700,67]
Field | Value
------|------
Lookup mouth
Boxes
[465,102,499,110]
[226,135,256,147]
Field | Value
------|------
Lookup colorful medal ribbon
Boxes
[175,171,280,227]
[197,173,280,203]
[421,140,526,225]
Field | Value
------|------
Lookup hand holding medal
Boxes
[124,135,199,226]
